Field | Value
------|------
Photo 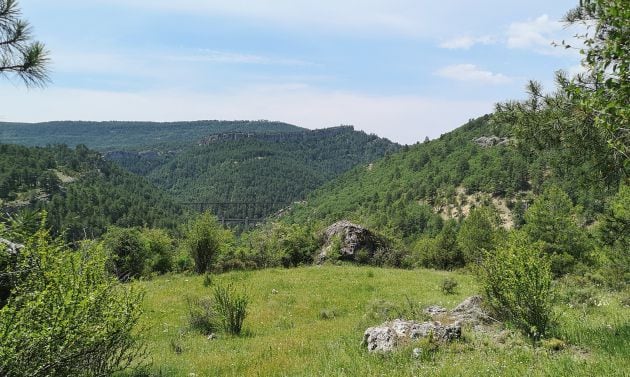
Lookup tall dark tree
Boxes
[0,0,49,87]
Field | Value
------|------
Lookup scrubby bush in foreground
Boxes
[213,283,249,335]
[185,212,233,273]
[0,224,144,377]
[479,232,554,340]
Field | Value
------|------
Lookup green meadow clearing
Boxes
[133,266,630,377]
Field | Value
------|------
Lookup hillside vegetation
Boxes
[282,115,616,242]
[0,143,183,241]
[111,126,400,220]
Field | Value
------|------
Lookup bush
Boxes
[478,232,554,340]
[0,224,144,376]
[187,297,218,335]
[101,226,149,281]
[140,228,175,274]
[184,212,233,274]
[241,222,319,268]
[213,283,249,335]
[440,277,458,295]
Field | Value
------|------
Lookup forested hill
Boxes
[0,120,305,150]
[110,126,400,220]
[0,144,183,241]
[281,115,618,242]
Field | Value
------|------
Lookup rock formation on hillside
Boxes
[473,136,510,147]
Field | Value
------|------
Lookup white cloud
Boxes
[0,85,493,144]
[439,35,496,49]
[506,14,573,56]
[436,64,511,85]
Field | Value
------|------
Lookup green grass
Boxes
[132,266,629,376]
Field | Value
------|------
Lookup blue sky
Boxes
[1,0,583,144]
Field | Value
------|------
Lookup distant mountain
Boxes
[108,126,401,220]
[0,144,183,242]
[0,120,305,150]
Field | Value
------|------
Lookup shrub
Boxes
[186,297,218,335]
[212,283,249,335]
[101,226,149,281]
[203,272,213,287]
[440,277,458,295]
[184,212,233,274]
[140,228,175,274]
[479,232,554,340]
[0,224,144,376]
[243,222,319,268]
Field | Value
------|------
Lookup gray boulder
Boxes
[450,295,491,326]
[363,319,461,353]
[318,220,385,263]
[363,296,491,352]
[363,325,398,352]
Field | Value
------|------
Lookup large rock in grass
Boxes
[363,296,491,352]
[318,220,386,263]
[450,295,491,327]
[363,319,461,353]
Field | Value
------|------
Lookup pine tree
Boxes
[0,0,49,87]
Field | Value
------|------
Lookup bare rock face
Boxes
[318,220,385,263]
[473,136,510,148]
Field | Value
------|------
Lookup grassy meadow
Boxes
[131,266,629,377]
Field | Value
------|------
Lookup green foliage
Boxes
[185,212,233,274]
[118,127,399,220]
[281,115,613,247]
[0,223,144,376]
[457,206,501,264]
[564,0,629,172]
[186,297,218,336]
[101,227,150,280]
[0,143,184,243]
[479,232,554,340]
[140,228,175,274]
[440,277,458,295]
[100,226,176,279]
[236,222,320,269]
[597,184,630,289]
[417,220,464,270]
[522,186,590,275]
[0,0,50,87]
[212,283,249,336]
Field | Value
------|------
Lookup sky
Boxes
[0,0,584,144]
